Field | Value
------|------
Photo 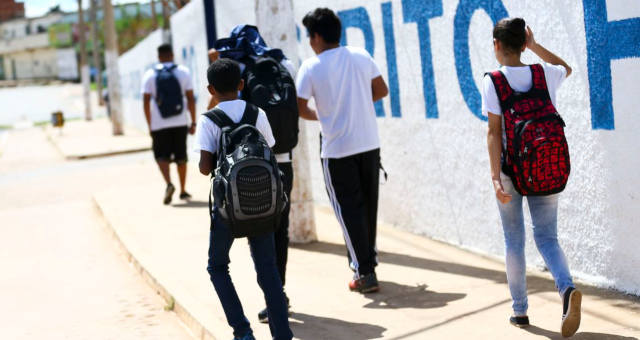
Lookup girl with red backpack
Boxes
[483,18,582,337]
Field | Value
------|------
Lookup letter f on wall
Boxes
[583,0,640,130]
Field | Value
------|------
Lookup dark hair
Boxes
[302,8,341,44]
[207,58,241,93]
[493,18,526,54]
[157,43,173,56]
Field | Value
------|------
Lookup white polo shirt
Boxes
[141,62,194,131]
[296,46,381,159]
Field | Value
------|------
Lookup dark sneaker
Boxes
[163,183,175,205]
[349,272,379,293]
[179,191,192,200]
[258,294,290,324]
[232,332,256,340]
[561,287,582,337]
[509,315,530,328]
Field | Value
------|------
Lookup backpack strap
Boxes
[529,64,552,101]
[485,70,514,114]
[204,108,235,128]
[239,103,259,126]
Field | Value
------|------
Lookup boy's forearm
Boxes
[143,101,151,128]
[188,99,196,122]
[529,43,572,76]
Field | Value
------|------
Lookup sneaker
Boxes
[232,332,256,340]
[179,191,192,200]
[561,287,582,337]
[258,294,291,324]
[163,183,175,205]
[509,315,530,328]
[349,272,379,293]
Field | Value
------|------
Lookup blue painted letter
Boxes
[382,2,401,117]
[583,0,640,130]
[338,7,385,117]
[402,0,442,119]
[454,0,508,121]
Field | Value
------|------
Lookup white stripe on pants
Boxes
[322,158,360,277]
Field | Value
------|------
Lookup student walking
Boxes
[483,18,581,336]
[195,58,293,340]
[296,8,389,293]
[209,25,300,323]
[142,43,196,204]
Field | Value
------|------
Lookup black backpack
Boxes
[155,64,184,118]
[241,56,298,154]
[205,103,286,238]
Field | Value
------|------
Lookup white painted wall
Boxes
[170,0,210,116]
[214,0,640,295]
[118,0,640,294]
[118,29,163,131]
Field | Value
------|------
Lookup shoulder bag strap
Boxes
[239,103,259,126]
[485,70,515,114]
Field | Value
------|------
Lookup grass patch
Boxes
[164,296,175,311]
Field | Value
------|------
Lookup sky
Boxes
[24,0,138,18]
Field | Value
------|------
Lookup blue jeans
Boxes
[207,210,293,340]
[497,173,575,316]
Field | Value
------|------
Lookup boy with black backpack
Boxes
[142,44,196,205]
[210,25,299,324]
[195,58,293,340]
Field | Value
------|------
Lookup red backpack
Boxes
[486,64,570,196]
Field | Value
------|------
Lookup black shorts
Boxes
[150,126,188,163]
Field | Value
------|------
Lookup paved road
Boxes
[0,128,193,339]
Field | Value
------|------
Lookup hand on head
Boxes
[525,26,537,50]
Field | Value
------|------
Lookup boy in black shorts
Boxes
[142,44,197,204]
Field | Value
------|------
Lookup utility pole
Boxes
[150,0,158,30]
[89,0,103,106]
[161,0,171,43]
[103,0,124,135]
[256,0,317,243]
[78,0,92,120]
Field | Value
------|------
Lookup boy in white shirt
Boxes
[194,59,292,340]
[296,8,389,293]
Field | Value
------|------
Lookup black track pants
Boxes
[321,148,380,276]
[274,162,294,286]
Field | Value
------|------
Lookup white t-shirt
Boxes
[194,99,275,155]
[141,62,194,131]
[481,63,567,147]
[296,46,381,159]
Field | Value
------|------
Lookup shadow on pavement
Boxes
[291,241,640,323]
[524,325,639,340]
[171,200,209,208]
[289,312,386,339]
[362,281,466,309]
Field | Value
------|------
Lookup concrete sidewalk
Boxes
[94,161,640,340]
[46,118,151,159]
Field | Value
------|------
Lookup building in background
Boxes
[0,7,73,81]
[0,1,166,82]
[0,0,24,23]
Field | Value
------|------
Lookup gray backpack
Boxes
[205,103,286,238]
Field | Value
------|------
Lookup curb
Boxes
[92,197,218,340]
[64,147,151,160]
